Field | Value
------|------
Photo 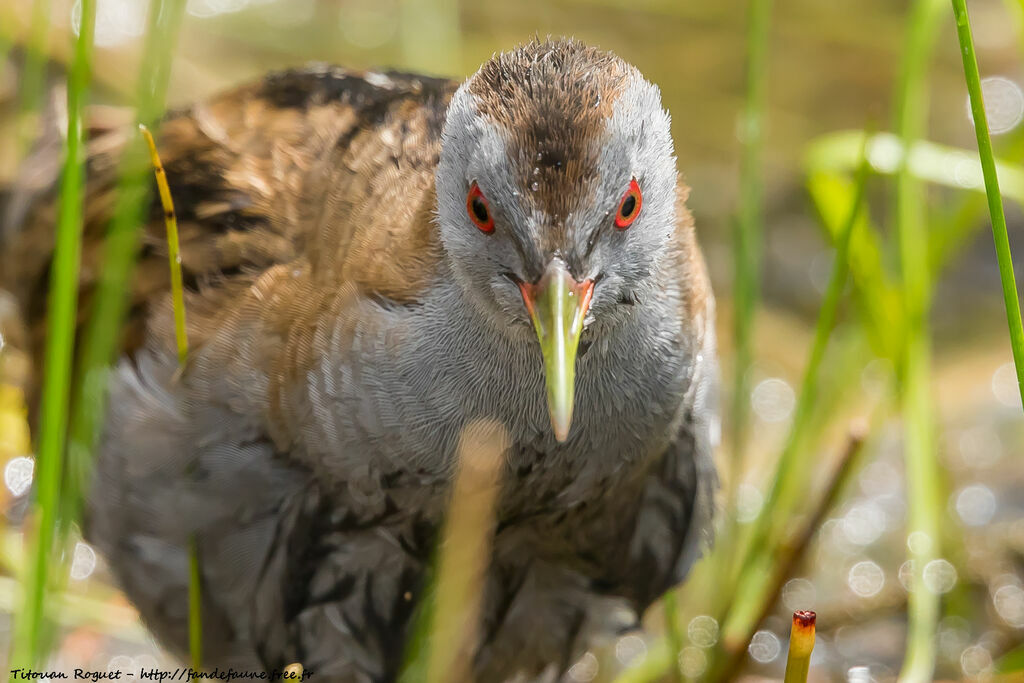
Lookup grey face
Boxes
[434,48,679,338]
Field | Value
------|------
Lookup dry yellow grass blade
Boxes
[425,419,509,683]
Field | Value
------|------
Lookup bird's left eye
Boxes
[614,178,643,229]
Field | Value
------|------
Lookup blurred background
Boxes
[0,0,1023,681]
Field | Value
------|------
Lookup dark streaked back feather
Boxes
[1,66,456,367]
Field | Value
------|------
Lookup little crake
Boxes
[2,39,718,683]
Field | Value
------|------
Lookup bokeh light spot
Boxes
[993,584,1024,627]
[991,362,1022,408]
[782,578,817,612]
[748,630,781,664]
[954,484,997,526]
[72,0,149,47]
[922,559,957,594]
[842,501,887,546]
[848,560,885,598]
[567,652,599,682]
[70,541,97,581]
[4,456,34,497]
[677,646,707,678]
[966,77,1024,134]
[958,425,1003,469]
[687,615,719,648]
[960,645,993,677]
[615,634,646,667]
[751,378,795,423]
[906,530,933,555]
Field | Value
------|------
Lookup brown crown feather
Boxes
[469,39,633,236]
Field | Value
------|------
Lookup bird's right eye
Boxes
[466,181,495,233]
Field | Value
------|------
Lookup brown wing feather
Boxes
[1,66,455,372]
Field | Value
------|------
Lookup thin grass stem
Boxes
[782,611,816,683]
[139,123,189,364]
[893,1,945,681]
[188,535,202,674]
[140,122,199,672]
[719,0,774,609]
[898,332,941,683]
[7,0,95,672]
[729,0,772,479]
[951,0,1024,409]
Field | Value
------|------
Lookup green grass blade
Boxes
[893,1,945,681]
[806,169,903,358]
[805,127,1024,356]
[899,333,941,683]
[720,138,871,654]
[730,0,772,467]
[8,0,95,673]
[805,130,1024,206]
[718,0,774,608]
[64,0,186,522]
[56,0,189,668]
[951,0,1024,409]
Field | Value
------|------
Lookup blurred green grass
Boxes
[8,0,94,670]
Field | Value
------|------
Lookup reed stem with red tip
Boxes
[783,610,816,683]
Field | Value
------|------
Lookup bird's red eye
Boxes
[614,178,643,229]
[466,182,495,233]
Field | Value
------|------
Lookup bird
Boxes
[1,39,718,683]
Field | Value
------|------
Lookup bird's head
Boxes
[435,39,679,442]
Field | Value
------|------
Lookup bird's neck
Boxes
[415,266,692,453]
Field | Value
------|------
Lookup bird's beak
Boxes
[518,259,594,443]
